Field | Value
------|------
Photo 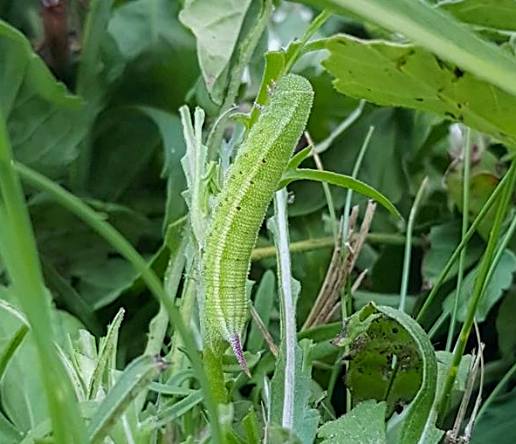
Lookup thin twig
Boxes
[250,306,279,358]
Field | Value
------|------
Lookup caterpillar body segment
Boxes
[202,74,314,371]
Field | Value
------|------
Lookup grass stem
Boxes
[446,128,472,351]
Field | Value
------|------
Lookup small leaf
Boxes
[87,355,166,444]
[442,249,516,322]
[318,400,387,444]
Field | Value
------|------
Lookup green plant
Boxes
[1,0,516,443]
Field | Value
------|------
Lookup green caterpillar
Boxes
[203,74,314,372]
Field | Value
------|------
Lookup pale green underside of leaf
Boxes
[179,0,252,93]
[323,34,516,148]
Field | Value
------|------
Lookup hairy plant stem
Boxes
[437,160,516,422]
[274,189,297,430]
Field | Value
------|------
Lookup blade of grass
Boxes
[437,160,516,422]
[14,162,224,444]
[399,177,428,313]
[0,113,87,443]
[416,169,510,322]
[446,129,472,351]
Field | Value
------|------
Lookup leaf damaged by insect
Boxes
[334,302,440,444]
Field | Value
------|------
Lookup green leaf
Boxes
[472,388,516,444]
[439,0,516,31]
[443,249,516,322]
[179,0,252,97]
[88,309,125,399]
[445,171,499,240]
[280,168,401,219]
[422,222,483,286]
[318,400,387,444]
[271,340,320,444]
[247,270,276,353]
[143,390,204,429]
[137,107,187,225]
[0,410,22,444]
[87,354,165,444]
[0,20,85,178]
[322,34,516,147]
[496,289,516,359]
[301,0,516,98]
[335,303,439,444]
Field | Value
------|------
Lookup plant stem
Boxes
[341,126,374,245]
[284,9,332,73]
[416,169,510,322]
[15,163,224,444]
[399,177,428,312]
[273,189,297,431]
[0,116,87,443]
[437,160,516,422]
[446,129,472,352]
[251,231,419,261]
[203,346,228,405]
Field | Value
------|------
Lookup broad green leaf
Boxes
[109,0,194,61]
[280,168,402,219]
[445,171,499,240]
[496,289,516,359]
[0,410,21,444]
[179,0,252,98]
[300,0,516,98]
[322,34,516,147]
[137,107,187,225]
[335,303,439,444]
[443,249,516,322]
[0,20,85,178]
[318,400,387,444]
[472,388,516,444]
[87,354,165,444]
[439,0,516,31]
[422,222,483,285]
